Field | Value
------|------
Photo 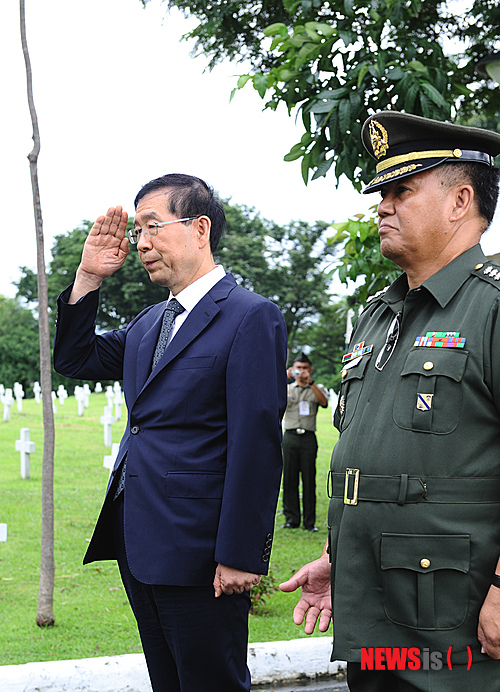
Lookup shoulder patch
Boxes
[471,261,500,290]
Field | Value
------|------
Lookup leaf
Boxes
[253,73,268,99]
[338,98,351,135]
[311,157,334,179]
[264,23,288,37]
[407,60,428,74]
[311,101,337,114]
[237,74,252,89]
[357,63,370,88]
[421,82,448,108]
[301,152,311,185]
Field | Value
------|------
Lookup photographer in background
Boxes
[282,353,328,532]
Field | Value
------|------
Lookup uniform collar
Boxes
[381,244,487,310]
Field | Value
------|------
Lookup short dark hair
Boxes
[134,173,226,252]
[437,162,500,227]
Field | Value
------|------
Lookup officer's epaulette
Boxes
[365,287,388,303]
[471,260,500,289]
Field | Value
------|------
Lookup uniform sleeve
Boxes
[483,294,500,414]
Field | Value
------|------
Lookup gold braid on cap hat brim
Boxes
[376,148,493,173]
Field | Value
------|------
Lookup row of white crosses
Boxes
[101,383,124,474]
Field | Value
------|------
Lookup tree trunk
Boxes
[20,0,56,628]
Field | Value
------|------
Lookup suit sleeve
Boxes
[214,299,287,575]
[53,284,128,381]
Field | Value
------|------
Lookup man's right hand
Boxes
[69,206,129,303]
[279,554,332,634]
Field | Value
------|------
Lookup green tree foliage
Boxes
[330,209,400,304]
[0,295,40,391]
[144,0,500,188]
[216,203,339,353]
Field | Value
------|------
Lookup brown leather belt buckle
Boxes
[344,468,360,505]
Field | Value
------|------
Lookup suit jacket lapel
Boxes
[135,302,166,393]
[139,274,237,392]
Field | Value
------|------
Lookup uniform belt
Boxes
[285,428,314,435]
[329,471,500,506]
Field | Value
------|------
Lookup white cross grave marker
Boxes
[33,381,42,403]
[82,384,91,408]
[105,385,114,408]
[57,385,68,406]
[0,524,6,542]
[16,428,35,479]
[51,391,57,414]
[0,384,5,399]
[103,442,120,476]
[2,388,13,422]
[74,386,86,416]
[113,390,123,421]
[13,382,24,412]
[100,406,115,447]
[95,382,102,393]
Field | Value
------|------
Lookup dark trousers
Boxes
[347,660,500,692]
[282,430,318,528]
[112,492,251,692]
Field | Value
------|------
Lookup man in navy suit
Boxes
[53,174,287,692]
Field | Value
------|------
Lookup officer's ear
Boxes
[449,184,474,223]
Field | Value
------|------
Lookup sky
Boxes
[1,0,500,300]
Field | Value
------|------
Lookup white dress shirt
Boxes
[165,265,226,345]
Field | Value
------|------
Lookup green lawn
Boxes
[0,394,338,666]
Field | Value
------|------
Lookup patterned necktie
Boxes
[152,298,185,369]
[113,298,185,500]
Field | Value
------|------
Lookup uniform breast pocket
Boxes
[381,533,470,630]
[335,355,372,432]
[393,348,468,434]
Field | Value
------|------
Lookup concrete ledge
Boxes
[1,638,346,691]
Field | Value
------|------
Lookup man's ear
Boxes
[196,215,211,249]
[449,184,474,222]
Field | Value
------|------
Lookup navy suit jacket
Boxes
[54,273,287,586]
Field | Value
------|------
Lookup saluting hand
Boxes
[70,206,129,303]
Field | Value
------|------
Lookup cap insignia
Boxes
[369,119,389,159]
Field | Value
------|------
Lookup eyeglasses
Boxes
[127,216,199,245]
[375,311,401,371]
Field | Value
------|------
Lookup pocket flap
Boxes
[165,471,224,498]
[401,348,468,381]
[340,352,372,382]
[381,533,470,574]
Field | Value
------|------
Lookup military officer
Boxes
[280,112,500,691]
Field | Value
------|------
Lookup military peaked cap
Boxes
[361,111,500,194]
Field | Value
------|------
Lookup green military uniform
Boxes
[283,381,328,529]
[329,245,500,677]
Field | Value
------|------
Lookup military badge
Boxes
[369,119,389,159]
[342,341,373,364]
[414,332,466,348]
[416,393,433,411]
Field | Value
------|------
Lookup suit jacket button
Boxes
[131,425,139,434]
